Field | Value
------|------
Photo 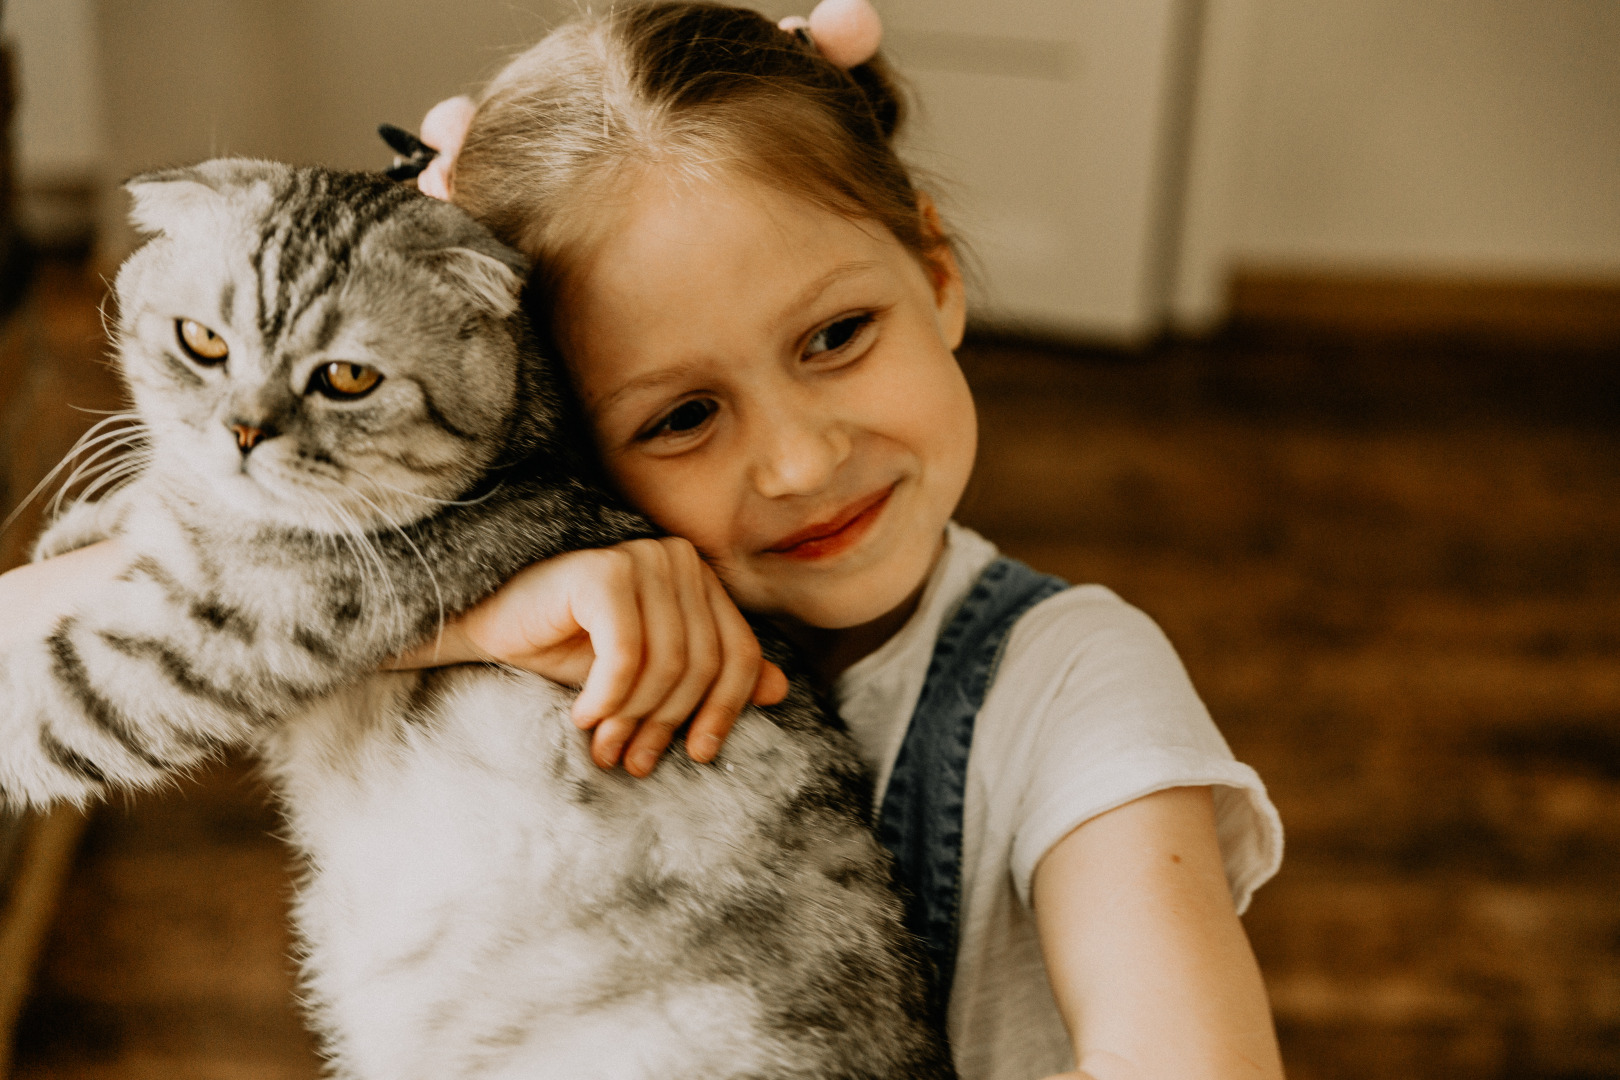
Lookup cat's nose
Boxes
[228,421,272,454]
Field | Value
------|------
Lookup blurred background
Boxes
[0,1,1616,1078]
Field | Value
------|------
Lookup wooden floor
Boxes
[3,260,1618,1079]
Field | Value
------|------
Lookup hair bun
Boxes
[782,0,882,69]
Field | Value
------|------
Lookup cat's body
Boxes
[1,161,952,1080]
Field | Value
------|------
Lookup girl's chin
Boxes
[745,561,928,630]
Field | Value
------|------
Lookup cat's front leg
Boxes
[0,519,288,810]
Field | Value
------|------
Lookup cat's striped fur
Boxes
[1,160,953,1080]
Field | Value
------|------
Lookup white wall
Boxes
[1176,0,1620,327]
[5,0,104,184]
[878,0,1194,343]
[86,0,578,257]
[273,0,570,172]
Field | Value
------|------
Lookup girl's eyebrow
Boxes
[591,361,706,417]
[780,259,882,324]
[594,259,885,418]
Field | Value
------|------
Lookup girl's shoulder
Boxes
[964,545,1285,913]
[938,523,1189,697]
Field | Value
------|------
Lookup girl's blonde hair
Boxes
[453,2,943,302]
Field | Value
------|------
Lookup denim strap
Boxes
[876,555,1068,1020]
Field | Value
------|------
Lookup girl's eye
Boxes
[804,313,874,358]
[647,398,716,439]
[176,318,228,364]
[310,361,384,400]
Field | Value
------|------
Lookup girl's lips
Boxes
[764,485,895,561]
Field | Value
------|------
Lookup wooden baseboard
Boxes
[1230,272,1620,345]
[0,807,89,1076]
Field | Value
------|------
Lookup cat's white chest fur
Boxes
[259,667,809,1080]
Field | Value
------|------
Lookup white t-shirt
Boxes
[834,523,1284,1080]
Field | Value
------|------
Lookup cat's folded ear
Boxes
[124,159,278,236]
[124,159,277,234]
[427,247,526,319]
[125,171,222,236]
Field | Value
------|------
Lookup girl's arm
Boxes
[1031,786,1285,1080]
[6,538,780,781]
[389,537,786,776]
[0,540,127,647]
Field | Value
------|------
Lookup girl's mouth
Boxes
[765,485,895,561]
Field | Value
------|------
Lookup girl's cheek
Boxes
[615,455,738,557]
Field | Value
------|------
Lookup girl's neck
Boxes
[774,527,947,686]
[776,578,927,687]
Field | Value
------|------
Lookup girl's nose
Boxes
[749,400,852,499]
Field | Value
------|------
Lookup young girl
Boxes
[396,4,1286,1078]
[1,2,1284,1077]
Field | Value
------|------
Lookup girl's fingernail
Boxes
[628,750,657,775]
[692,733,721,761]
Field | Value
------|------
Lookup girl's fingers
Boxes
[589,714,642,770]
[568,548,649,728]
[621,541,723,775]
[599,541,691,739]
[684,569,768,763]
[751,660,789,706]
[538,538,789,776]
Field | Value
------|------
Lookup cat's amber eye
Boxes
[312,361,383,400]
[175,319,228,364]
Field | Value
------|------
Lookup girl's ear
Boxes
[917,193,966,349]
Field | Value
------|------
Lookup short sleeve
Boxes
[981,586,1284,914]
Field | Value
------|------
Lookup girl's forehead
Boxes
[583,169,892,284]
[559,170,913,365]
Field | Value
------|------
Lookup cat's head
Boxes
[114,159,537,533]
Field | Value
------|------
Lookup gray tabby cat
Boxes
[0,159,954,1080]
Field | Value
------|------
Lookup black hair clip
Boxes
[379,123,439,181]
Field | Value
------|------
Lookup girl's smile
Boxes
[763,482,894,561]
[557,168,974,632]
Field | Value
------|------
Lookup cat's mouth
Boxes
[198,444,408,532]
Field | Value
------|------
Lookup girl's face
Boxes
[556,170,975,630]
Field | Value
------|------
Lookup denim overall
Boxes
[876,555,1068,1026]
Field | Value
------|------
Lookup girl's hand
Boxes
[0,540,127,651]
[390,538,788,776]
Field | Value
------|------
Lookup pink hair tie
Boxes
[779,0,883,69]
[415,95,477,202]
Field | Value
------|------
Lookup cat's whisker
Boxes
[68,406,141,419]
[73,452,153,508]
[95,289,118,347]
[312,492,383,607]
[47,418,148,489]
[349,499,428,642]
[351,467,504,508]
[319,493,404,639]
[346,485,445,649]
[45,440,149,522]
[1,417,147,536]
[315,501,389,629]
[46,435,150,519]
